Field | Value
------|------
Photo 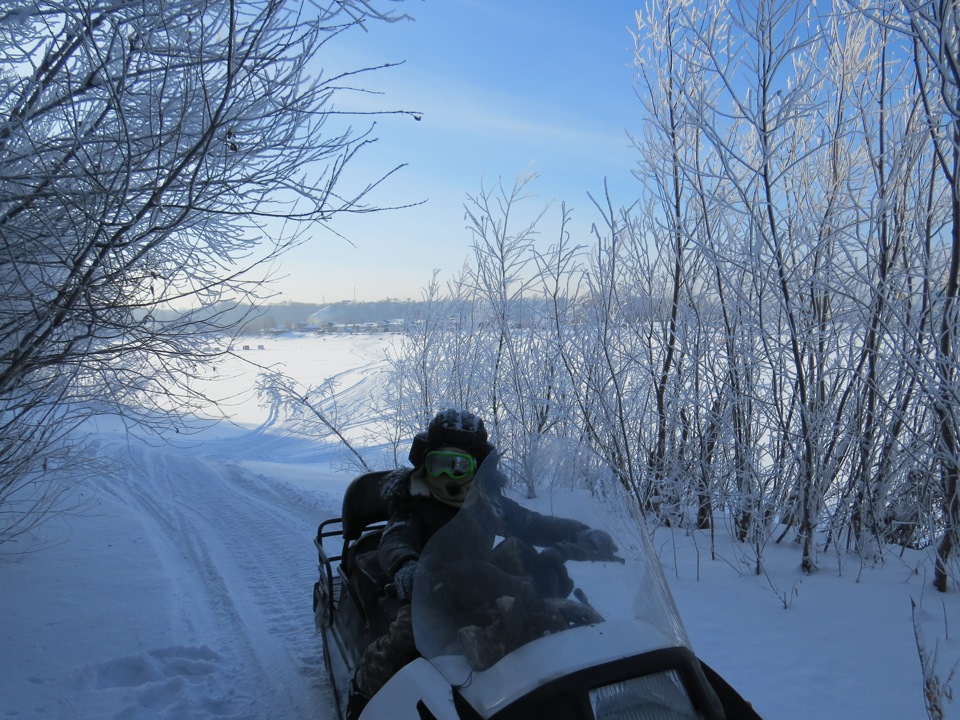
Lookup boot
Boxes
[345,679,370,720]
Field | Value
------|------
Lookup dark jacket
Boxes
[377,467,591,580]
[377,468,460,577]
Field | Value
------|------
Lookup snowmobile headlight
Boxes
[425,451,477,480]
[589,670,701,719]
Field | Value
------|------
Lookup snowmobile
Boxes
[313,440,762,719]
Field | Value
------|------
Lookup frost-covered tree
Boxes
[0,0,412,542]
[896,0,960,592]
[372,0,958,598]
[464,173,555,480]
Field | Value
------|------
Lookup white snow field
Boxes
[1,333,957,719]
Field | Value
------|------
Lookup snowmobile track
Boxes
[98,438,337,718]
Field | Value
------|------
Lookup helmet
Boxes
[408,409,494,467]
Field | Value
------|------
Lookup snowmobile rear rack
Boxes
[313,470,391,633]
[313,469,399,718]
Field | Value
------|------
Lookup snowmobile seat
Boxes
[336,471,397,642]
[341,470,391,542]
[314,470,391,635]
[334,469,392,594]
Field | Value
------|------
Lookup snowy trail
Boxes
[86,434,341,719]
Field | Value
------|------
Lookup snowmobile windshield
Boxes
[411,436,692,712]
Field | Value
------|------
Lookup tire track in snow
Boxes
[96,437,337,719]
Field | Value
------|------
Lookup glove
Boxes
[578,528,618,559]
[545,529,621,563]
[393,560,418,603]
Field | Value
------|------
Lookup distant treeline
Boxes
[146,298,648,335]
[144,300,430,334]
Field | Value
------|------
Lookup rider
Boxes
[347,409,618,719]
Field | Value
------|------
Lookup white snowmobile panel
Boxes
[359,658,458,720]
[431,617,691,716]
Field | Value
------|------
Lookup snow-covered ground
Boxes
[1,334,957,719]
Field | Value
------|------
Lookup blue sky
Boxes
[275,1,642,304]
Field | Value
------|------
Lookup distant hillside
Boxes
[143,300,424,334]
[304,300,424,327]
[238,302,325,332]
[148,297,628,335]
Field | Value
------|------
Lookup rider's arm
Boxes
[377,509,424,578]
[498,497,592,547]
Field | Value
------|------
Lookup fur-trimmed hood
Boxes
[380,467,418,513]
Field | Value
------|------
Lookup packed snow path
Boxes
[2,429,346,720]
[105,438,334,718]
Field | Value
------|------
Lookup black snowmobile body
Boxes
[313,448,763,720]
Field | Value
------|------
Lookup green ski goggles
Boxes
[425,450,477,480]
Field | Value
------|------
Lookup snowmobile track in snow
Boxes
[97,437,338,718]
